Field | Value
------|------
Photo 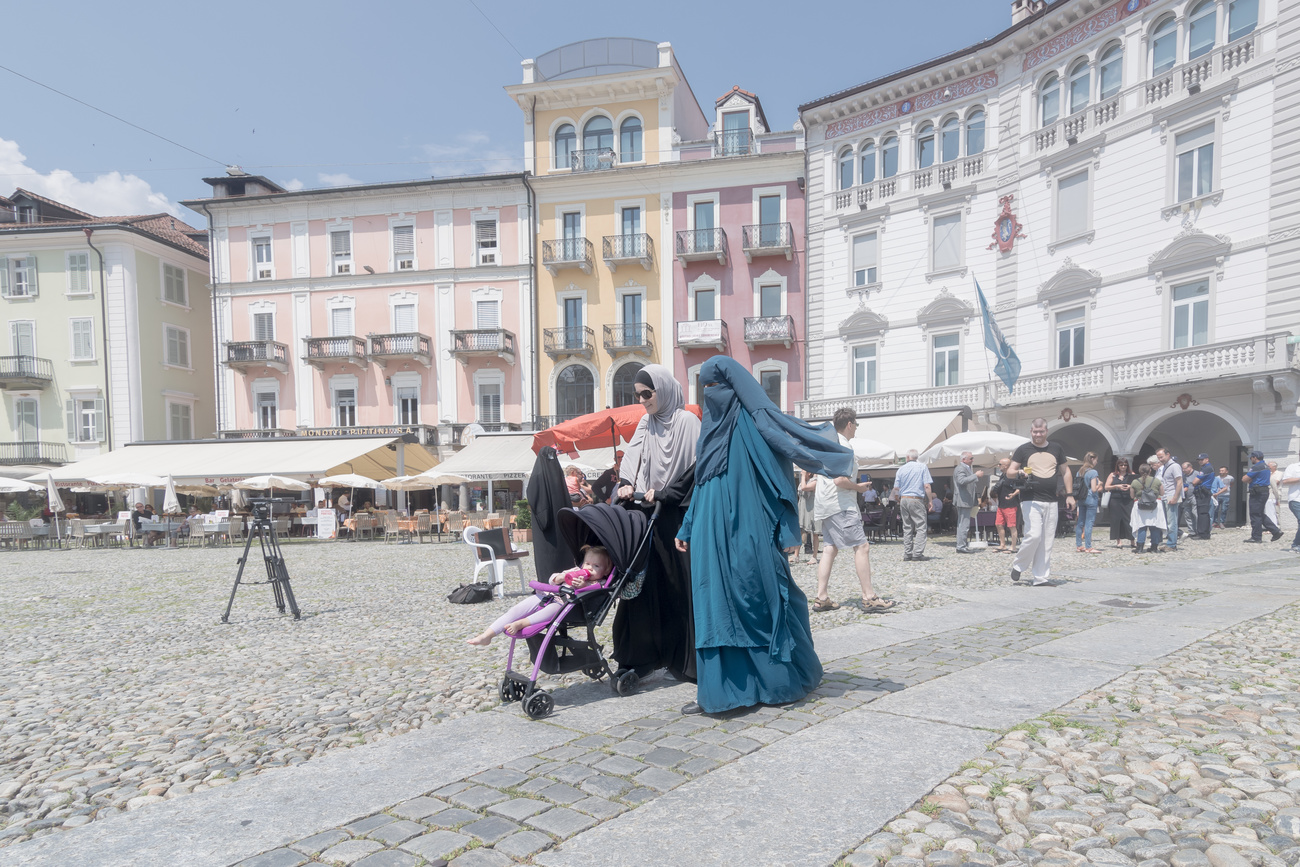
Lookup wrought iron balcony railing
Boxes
[542,238,594,275]
[450,329,517,364]
[716,129,754,157]
[603,323,655,356]
[224,341,289,372]
[676,319,728,351]
[369,332,432,368]
[602,234,654,271]
[741,223,794,262]
[674,228,728,266]
[571,147,617,172]
[0,356,54,389]
[544,326,595,358]
[743,315,795,348]
[0,441,67,465]
[304,336,368,369]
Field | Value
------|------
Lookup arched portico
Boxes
[1123,404,1250,463]
[1048,420,1117,470]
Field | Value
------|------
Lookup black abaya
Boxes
[526,447,577,581]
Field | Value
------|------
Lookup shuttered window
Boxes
[163,264,186,305]
[392,225,415,270]
[475,300,499,329]
[165,325,190,367]
[393,303,416,333]
[475,220,498,265]
[67,252,90,294]
[477,383,502,425]
[71,319,95,360]
[330,230,352,274]
[253,312,275,341]
[330,307,353,337]
[66,396,105,443]
[1,255,39,297]
[253,237,273,279]
[853,233,878,286]
[168,403,193,440]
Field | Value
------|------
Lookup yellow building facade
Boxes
[507,39,708,421]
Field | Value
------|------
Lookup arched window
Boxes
[554,123,576,170]
[583,116,613,151]
[1067,59,1090,115]
[1099,44,1123,99]
[1228,0,1259,42]
[965,109,986,155]
[917,123,936,168]
[860,140,877,184]
[556,365,595,419]
[881,135,899,178]
[1188,0,1218,59]
[619,117,643,163]
[1152,15,1178,74]
[1040,73,1061,127]
[940,117,960,162]
[612,362,645,408]
[838,148,855,190]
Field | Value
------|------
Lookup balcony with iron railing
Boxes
[450,329,517,364]
[674,228,728,267]
[304,336,368,370]
[743,315,795,349]
[542,238,594,275]
[544,326,595,359]
[676,319,728,352]
[0,441,67,465]
[796,332,1297,420]
[224,341,289,373]
[741,223,794,262]
[571,147,617,172]
[0,356,54,390]
[716,129,754,157]
[602,234,654,272]
[603,322,655,357]
[369,332,432,368]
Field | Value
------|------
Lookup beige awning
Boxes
[48,437,437,487]
[852,410,965,457]
[418,433,537,483]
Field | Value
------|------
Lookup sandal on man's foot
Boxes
[812,598,840,612]
[863,596,897,612]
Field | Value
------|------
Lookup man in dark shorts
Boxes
[1007,418,1075,585]
[992,457,1020,552]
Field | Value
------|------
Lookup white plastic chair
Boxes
[463,526,528,598]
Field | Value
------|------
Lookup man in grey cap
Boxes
[1242,450,1283,543]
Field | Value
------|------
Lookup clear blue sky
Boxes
[1,0,1030,223]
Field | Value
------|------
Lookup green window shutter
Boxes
[25,254,38,297]
[0,257,9,297]
[94,397,106,442]
[66,399,76,441]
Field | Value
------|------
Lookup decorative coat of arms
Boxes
[988,195,1026,254]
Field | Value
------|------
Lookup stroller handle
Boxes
[631,491,664,520]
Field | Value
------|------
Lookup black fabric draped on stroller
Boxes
[498,501,658,719]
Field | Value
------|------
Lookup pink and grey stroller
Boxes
[499,501,658,720]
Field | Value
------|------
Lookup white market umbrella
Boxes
[317,473,380,489]
[162,475,182,515]
[232,475,311,497]
[920,431,1031,468]
[0,478,44,494]
[44,473,66,545]
[850,436,897,466]
[380,475,439,491]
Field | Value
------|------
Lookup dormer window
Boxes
[17,205,35,224]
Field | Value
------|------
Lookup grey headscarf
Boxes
[620,364,699,492]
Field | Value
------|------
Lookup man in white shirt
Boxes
[1155,448,1183,551]
[1282,460,1300,554]
[812,409,895,613]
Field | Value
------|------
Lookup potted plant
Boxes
[512,499,532,543]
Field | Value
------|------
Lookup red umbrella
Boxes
[532,404,702,456]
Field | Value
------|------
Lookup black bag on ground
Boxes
[447,582,493,604]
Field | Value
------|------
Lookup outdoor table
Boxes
[140,520,185,548]
[201,522,231,545]
[299,516,318,537]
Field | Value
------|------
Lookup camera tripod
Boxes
[222,510,301,623]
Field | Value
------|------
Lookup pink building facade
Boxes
[184,172,534,457]
[671,88,806,410]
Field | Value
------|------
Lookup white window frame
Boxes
[752,269,788,317]
[252,377,281,431]
[161,261,188,308]
[931,331,962,387]
[390,220,416,272]
[327,297,356,337]
[473,210,499,267]
[851,343,879,396]
[927,210,965,278]
[66,389,105,444]
[687,273,720,321]
[69,317,95,362]
[556,287,587,330]
[1051,167,1094,251]
[1052,306,1089,370]
[685,193,720,231]
[13,395,40,442]
[388,291,418,334]
[328,223,353,276]
[849,229,882,292]
[614,110,646,165]
[249,300,277,342]
[390,370,422,425]
[163,324,191,370]
[1165,272,1215,350]
[752,359,789,410]
[471,286,504,329]
[473,368,505,426]
[164,392,196,441]
[65,251,91,296]
[0,253,39,299]
[9,319,36,357]
[1168,118,1220,211]
[329,374,359,428]
[1039,72,1061,128]
[751,186,787,226]
[685,362,703,405]
[1150,14,1179,75]
[615,283,646,326]
[250,233,274,281]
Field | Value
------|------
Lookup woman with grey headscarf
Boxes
[613,364,701,688]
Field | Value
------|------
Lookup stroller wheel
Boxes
[582,664,606,681]
[614,669,640,697]
[523,691,555,720]
[499,677,525,704]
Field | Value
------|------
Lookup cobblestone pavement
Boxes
[0,522,1295,864]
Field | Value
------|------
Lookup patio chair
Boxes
[415,512,432,543]
[463,525,529,597]
[356,514,376,541]
[444,511,465,541]
[382,512,404,543]
[186,519,206,548]
[0,523,24,549]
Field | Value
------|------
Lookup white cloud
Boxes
[317,172,361,187]
[282,178,305,191]
[421,132,521,175]
[0,137,183,218]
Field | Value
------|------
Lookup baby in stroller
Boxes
[466,545,614,646]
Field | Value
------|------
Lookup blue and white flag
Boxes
[975,277,1021,393]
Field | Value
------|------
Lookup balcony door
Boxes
[562,212,582,260]
[722,111,749,155]
[556,365,594,420]
[621,207,641,257]
[759,284,782,318]
[10,321,34,376]
[16,398,38,456]
[396,386,419,425]
[621,293,643,346]
[693,202,715,253]
[563,297,584,349]
[256,391,278,430]
[758,195,782,247]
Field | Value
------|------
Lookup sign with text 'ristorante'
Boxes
[824,72,999,141]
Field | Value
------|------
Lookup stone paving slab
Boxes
[1131,589,1300,629]
[1025,618,1214,665]
[808,622,927,662]
[492,676,696,734]
[0,710,572,867]
[532,708,994,867]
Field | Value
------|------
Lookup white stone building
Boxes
[799,0,1297,518]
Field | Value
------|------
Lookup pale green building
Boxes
[0,190,213,474]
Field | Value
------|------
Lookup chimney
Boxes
[1012,0,1046,24]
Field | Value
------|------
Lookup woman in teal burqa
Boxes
[674,356,856,714]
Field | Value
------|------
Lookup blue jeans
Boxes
[1291,501,1300,548]
[1135,526,1163,549]
[1164,502,1179,549]
[1075,499,1097,548]
[1211,498,1228,525]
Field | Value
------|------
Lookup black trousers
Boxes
[1248,486,1280,540]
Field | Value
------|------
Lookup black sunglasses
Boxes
[635,389,654,400]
